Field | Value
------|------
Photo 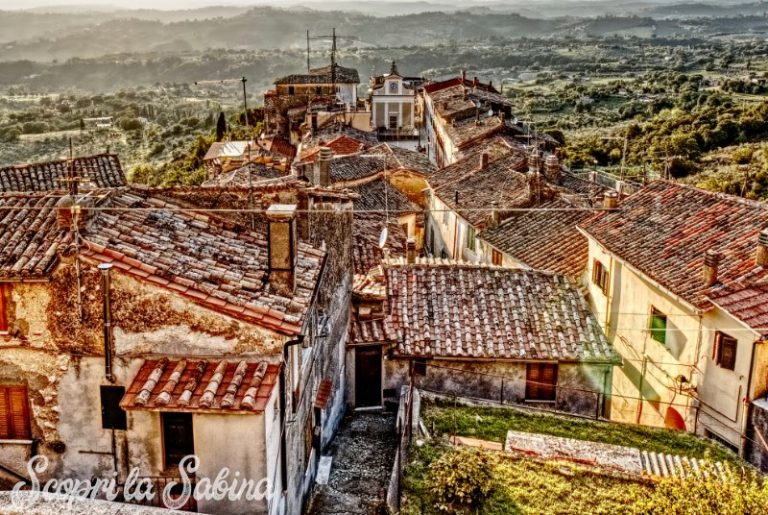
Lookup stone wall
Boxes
[384,358,613,418]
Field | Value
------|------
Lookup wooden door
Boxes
[355,346,382,408]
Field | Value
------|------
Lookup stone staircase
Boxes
[640,450,727,478]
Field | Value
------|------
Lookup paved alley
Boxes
[307,411,397,515]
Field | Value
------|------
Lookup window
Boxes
[592,259,609,295]
[288,86,295,96]
[304,409,313,468]
[162,413,194,469]
[466,226,476,251]
[0,285,8,332]
[714,332,737,371]
[315,86,322,95]
[0,386,31,440]
[389,114,398,128]
[413,359,427,376]
[492,249,503,266]
[649,307,668,345]
[389,81,398,94]
[100,385,127,430]
[526,363,558,402]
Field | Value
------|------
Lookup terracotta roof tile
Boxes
[0,154,125,192]
[299,135,367,163]
[121,358,280,413]
[579,181,768,309]
[385,263,617,363]
[480,199,591,278]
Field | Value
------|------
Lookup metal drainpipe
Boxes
[279,335,305,496]
[98,263,115,384]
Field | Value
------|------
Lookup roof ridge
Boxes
[654,179,768,212]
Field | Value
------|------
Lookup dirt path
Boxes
[307,411,397,515]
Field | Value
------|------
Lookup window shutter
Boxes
[713,332,721,360]
[0,387,9,439]
[8,387,29,439]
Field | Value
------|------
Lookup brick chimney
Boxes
[603,190,619,209]
[315,147,333,187]
[528,149,541,174]
[266,204,298,296]
[406,237,417,264]
[703,250,721,287]
[757,229,768,267]
[544,154,561,183]
[526,171,543,203]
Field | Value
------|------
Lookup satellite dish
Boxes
[378,227,388,249]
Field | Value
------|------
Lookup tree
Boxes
[216,111,227,142]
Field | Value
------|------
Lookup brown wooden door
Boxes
[355,346,382,408]
[525,363,558,401]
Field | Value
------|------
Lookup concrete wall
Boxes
[382,357,613,418]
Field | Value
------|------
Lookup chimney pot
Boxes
[526,171,543,203]
[406,238,417,264]
[703,249,721,287]
[603,190,619,209]
[544,154,561,182]
[266,204,298,295]
[756,229,768,267]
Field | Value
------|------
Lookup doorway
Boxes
[355,346,383,408]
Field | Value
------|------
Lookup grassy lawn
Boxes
[422,399,741,464]
[403,442,654,515]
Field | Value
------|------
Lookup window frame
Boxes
[466,225,476,252]
[0,385,31,441]
[649,306,668,345]
[592,259,609,295]
[714,331,737,371]
[161,412,194,470]
[492,249,503,266]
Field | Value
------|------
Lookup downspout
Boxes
[741,338,766,458]
[98,263,115,383]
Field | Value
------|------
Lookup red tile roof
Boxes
[480,199,592,278]
[0,154,125,192]
[121,358,280,413]
[299,135,367,163]
[708,284,768,336]
[579,181,768,310]
[384,263,617,363]
[0,187,326,336]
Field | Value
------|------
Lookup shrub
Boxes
[428,448,494,513]
[732,146,754,165]
[641,464,768,515]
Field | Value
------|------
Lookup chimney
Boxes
[406,237,417,264]
[544,154,561,183]
[266,204,298,296]
[56,195,93,231]
[473,76,478,88]
[474,107,480,125]
[316,146,333,187]
[528,149,541,174]
[461,69,466,83]
[703,250,721,287]
[757,229,768,267]
[603,190,619,209]
[526,171,543,203]
[479,152,489,170]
